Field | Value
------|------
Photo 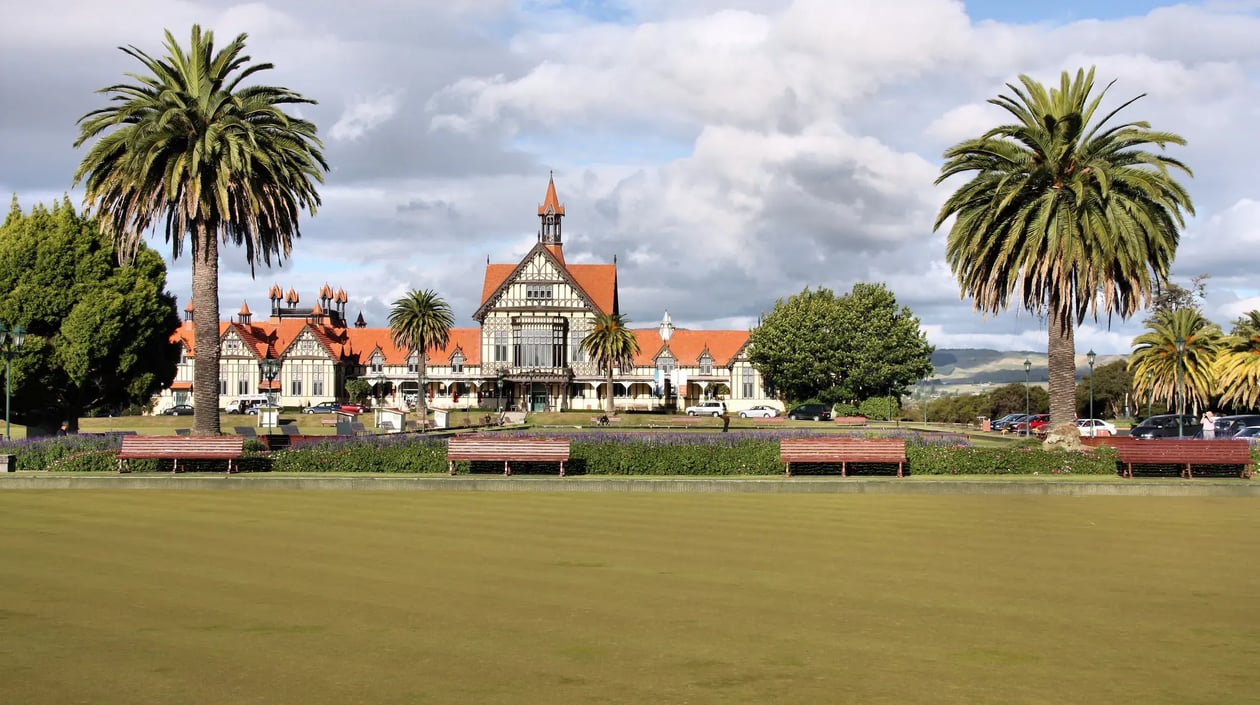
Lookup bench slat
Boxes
[1109,439,1252,479]
[117,437,245,474]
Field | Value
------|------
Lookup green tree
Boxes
[1216,310,1260,411]
[934,67,1193,433]
[344,379,371,406]
[387,289,453,425]
[0,197,180,430]
[1075,359,1132,419]
[749,284,934,403]
[1146,274,1209,321]
[74,25,327,436]
[582,313,640,416]
[1128,308,1222,415]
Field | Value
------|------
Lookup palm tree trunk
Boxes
[605,361,614,416]
[1047,313,1076,431]
[192,223,221,436]
[417,354,427,428]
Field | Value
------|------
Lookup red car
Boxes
[338,403,367,414]
[1012,414,1050,434]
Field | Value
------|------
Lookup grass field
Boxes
[2,492,1257,704]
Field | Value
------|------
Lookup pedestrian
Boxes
[1201,410,1216,439]
[57,422,69,436]
[721,412,731,433]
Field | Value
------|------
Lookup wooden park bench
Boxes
[780,437,907,477]
[446,437,571,477]
[1111,439,1253,479]
[117,435,245,475]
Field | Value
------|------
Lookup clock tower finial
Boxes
[537,173,564,247]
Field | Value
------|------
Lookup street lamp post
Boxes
[1087,349,1096,435]
[1146,369,1153,418]
[1023,359,1032,437]
[1174,336,1186,438]
[0,323,27,441]
[259,359,279,431]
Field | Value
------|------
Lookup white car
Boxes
[685,401,727,417]
[737,405,779,419]
[1076,418,1117,437]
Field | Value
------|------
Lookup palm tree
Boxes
[581,313,641,417]
[1216,311,1260,410]
[74,26,327,436]
[1128,308,1222,416]
[388,289,454,427]
[934,67,1193,432]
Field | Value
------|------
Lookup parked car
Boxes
[225,394,271,414]
[162,404,195,416]
[990,413,1027,432]
[737,405,779,419]
[1213,414,1260,439]
[302,402,340,414]
[339,403,368,414]
[787,403,832,421]
[1011,413,1049,435]
[1130,413,1201,439]
[1075,418,1117,437]
[1231,426,1260,445]
[685,400,727,417]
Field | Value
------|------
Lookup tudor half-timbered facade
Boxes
[153,178,777,415]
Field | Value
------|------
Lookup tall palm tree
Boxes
[388,289,454,426]
[934,67,1193,431]
[74,26,327,436]
[1128,308,1222,415]
[581,313,641,417]
[1216,310,1260,410]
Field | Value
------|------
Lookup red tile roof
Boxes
[632,328,749,367]
[538,175,565,216]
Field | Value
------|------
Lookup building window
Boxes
[291,378,303,396]
[237,378,249,395]
[370,355,383,374]
[742,369,755,398]
[553,324,566,368]
[699,354,713,376]
[452,353,464,374]
[515,325,551,367]
[526,284,553,300]
[219,378,227,395]
[571,327,585,364]
[407,353,417,374]
[313,372,324,396]
[494,331,507,362]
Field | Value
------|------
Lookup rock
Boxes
[1042,422,1084,450]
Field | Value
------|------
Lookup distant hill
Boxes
[925,348,1125,394]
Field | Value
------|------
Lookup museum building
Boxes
[155,178,775,414]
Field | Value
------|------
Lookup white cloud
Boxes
[329,92,403,142]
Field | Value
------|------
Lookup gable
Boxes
[474,244,609,320]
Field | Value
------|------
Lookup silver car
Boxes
[737,405,779,419]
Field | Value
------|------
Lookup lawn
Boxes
[1,492,1257,704]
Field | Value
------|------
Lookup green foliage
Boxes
[269,436,449,473]
[906,443,1117,475]
[749,283,934,403]
[0,199,180,431]
[833,402,860,417]
[1077,360,1132,418]
[582,313,642,416]
[344,379,372,404]
[858,396,899,420]
[987,383,1049,417]
[1129,308,1222,414]
[388,288,454,421]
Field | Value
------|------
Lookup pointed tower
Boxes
[538,172,565,263]
[354,311,367,328]
[238,302,252,326]
[268,283,283,316]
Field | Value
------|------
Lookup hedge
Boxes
[12,431,1256,477]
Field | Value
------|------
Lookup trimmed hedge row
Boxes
[21,432,1258,477]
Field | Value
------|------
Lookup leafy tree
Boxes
[1074,360,1131,419]
[344,379,371,405]
[1146,274,1209,321]
[1128,308,1222,415]
[749,284,934,403]
[935,67,1194,432]
[0,198,179,431]
[1216,310,1260,411]
[74,26,327,436]
[388,289,453,424]
[582,313,641,416]
[986,382,1045,417]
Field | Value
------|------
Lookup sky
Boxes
[2,0,1259,355]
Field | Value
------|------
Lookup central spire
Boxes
[538,172,564,250]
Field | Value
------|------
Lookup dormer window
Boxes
[699,353,713,375]
[526,284,553,300]
[369,354,384,374]
[407,352,418,374]
[452,352,465,374]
